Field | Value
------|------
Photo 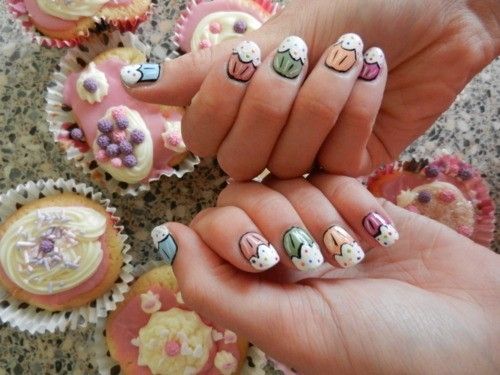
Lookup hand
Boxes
[123,0,499,180]
[152,175,500,373]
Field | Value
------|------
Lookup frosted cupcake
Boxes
[227,40,261,82]
[273,36,308,79]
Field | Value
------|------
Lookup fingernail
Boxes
[283,227,323,271]
[359,47,385,81]
[227,41,261,83]
[362,212,399,247]
[151,224,178,265]
[239,232,280,271]
[323,226,365,268]
[121,63,161,86]
[273,36,308,79]
[325,33,363,73]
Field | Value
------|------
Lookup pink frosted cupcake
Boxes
[227,40,261,82]
[367,154,495,247]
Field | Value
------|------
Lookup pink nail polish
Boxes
[359,47,385,81]
[362,212,399,247]
[239,232,280,271]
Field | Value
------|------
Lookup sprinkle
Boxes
[425,165,440,178]
[192,344,203,358]
[209,22,222,33]
[111,107,127,120]
[211,330,224,342]
[17,241,36,248]
[105,143,120,157]
[70,127,85,142]
[224,329,237,344]
[97,134,111,149]
[130,129,145,144]
[111,130,127,143]
[199,39,212,49]
[111,157,122,168]
[82,78,98,93]
[164,340,181,357]
[96,149,107,161]
[131,337,141,347]
[97,118,113,133]
[233,20,247,33]
[457,168,472,181]
[417,190,432,204]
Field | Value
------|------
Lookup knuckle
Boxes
[246,96,288,125]
[297,92,339,130]
[342,105,375,126]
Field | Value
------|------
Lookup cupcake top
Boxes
[364,47,385,65]
[337,33,363,51]
[76,62,109,104]
[162,120,187,154]
[35,0,109,20]
[277,36,308,64]
[0,206,106,295]
[233,40,261,66]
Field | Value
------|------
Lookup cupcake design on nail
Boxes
[151,225,178,265]
[359,47,384,81]
[273,36,308,79]
[325,33,363,73]
[239,232,279,271]
[120,64,161,86]
[76,62,109,104]
[227,41,261,82]
[363,212,399,247]
[323,226,365,268]
[283,227,323,271]
[162,120,187,153]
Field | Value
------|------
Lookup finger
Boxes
[189,206,280,272]
[318,47,387,175]
[264,177,366,268]
[181,41,262,157]
[217,181,325,271]
[308,173,400,248]
[268,33,364,178]
[217,36,309,180]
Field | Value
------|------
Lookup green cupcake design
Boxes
[273,36,308,79]
[283,227,323,271]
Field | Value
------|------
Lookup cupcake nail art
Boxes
[120,64,161,86]
[323,226,365,268]
[239,232,279,270]
[325,33,363,73]
[363,212,399,247]
[227,41,261,83]
[283,227,323,271]
[273,36,308,79]
[359,47,385,81]
[151,225,178,265]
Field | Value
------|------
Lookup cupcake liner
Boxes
[45,31,200,196]
[99,2,155,33]
[0,178,134,334]
[366,151,495,247]
[173,0,282,52]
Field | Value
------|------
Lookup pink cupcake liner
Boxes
[366,153,495,247]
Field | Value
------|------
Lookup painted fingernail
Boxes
[227,41,261,83]
[120,64,161,86]
[363,212,399,247]
[273,36,308,79]
[359,47,385,81]
[283,227,323,271]
[323,226,365,268]
[325,33,363,73]
[151,224,178,265]
[239,232,280,271]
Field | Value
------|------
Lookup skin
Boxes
[164,176,500,374]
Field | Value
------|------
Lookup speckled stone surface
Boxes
[0,0,498,373]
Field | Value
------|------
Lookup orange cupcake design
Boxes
[325,33,363,73]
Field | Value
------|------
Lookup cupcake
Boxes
[173,0,280,53]
[366,154,495,247]
[7,0,151,48]
[359,47,384,81]
[273,36,308,79]
[102,265,248,374]
[227,40,261,82]
[0,179,132,333]
[46,33,199,195]
[325,33,362,73]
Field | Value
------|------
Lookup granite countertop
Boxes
[0,0,498,373]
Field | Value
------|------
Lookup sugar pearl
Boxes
[82,78,98,93]
[233,20,247,33]
[70,127,84,142]
[106,143,120,157]
[115,117,129,130]
[111,130,127,143]
[97,134,110,149]
[111,157,122,168]
[96,149,107,161]
[417,190,432,204]
[199,39,212,49]
[130,129,145,144]
[457,168,472,181]
[39,239,54,253]
[438,189,456,203]
[209,22,222,33]
[164,340,181,357]
[123,154,137,168]
[97,119,113,133]
[119,140,133,155]
[425,165,439,178]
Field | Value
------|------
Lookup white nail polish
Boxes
[239,232,280,271]
[151,224,178,265]
[120,64,161,86]
[323,226,365,268]
[283,227,324,271]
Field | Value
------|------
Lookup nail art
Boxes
[227,41,261,83]
[273,36,308,79]
[151,224,178,265]
[239,232,280,271]
[323,226,365,268]
[120,64,161,86]
[325,33,363,73]
[359,47,385,81]
[283,227,324,271]
[362,212,399,247]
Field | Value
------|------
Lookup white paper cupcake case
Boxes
[0,178,133,334]
[45,31,200,196]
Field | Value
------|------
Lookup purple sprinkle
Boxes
[115,117,129,130]
[233,20,247,33]
[70,127,84,142]
[417,190,432,204]
[130,129,145,144]
[39,239,54,253]
[97,119,113,133]
[425,165,440,178]
[83,78,98,93]
[106,143,120,157]
[119,140,133,155]
[457,168,472,181]
[122,154,137,168]
[97,134,110,149]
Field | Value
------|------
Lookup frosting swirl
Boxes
[36,0,109,21]
[76,62,109,104]
[0,206,105,295]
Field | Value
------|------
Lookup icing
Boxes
[277,36,308,64]
[92,106,153,184]
[36,0,109,21]
[214,351,238,375]
[233,40,261,66]
[364,47,384,65]
[76,62,109,104]
[162,120,187,153]
[140,290,162,314]
[337,33,363,51]
[190,12,262,51]
[0,207,105,295]
[24,0,76,31]
[134,308,213,374]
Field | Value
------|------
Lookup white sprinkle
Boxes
[130,337,141,347]
[17,241,36,248]
[43,258,51,271]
